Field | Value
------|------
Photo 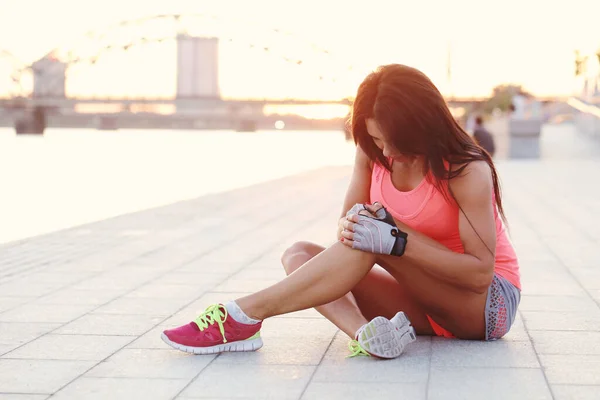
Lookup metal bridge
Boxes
[0,13,560,133]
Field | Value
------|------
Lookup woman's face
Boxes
[366,118,413,163]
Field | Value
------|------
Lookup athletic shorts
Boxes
[426,273,521,340]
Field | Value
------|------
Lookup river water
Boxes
[0,128,355,244]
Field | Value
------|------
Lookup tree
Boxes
[482,84,531,114]
[575,50,587,77]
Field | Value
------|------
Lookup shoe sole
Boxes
[161,333,263,355]
[358,312,416,359]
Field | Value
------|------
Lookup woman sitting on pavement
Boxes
[161,64,522,359]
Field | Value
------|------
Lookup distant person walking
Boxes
[465,114,476,135]
[473,116,496,157]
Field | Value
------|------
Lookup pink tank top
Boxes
[370,162,521,289]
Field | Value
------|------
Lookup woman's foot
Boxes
[161,303,263,355]
[355,311,416,359]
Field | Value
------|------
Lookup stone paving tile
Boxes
[50,377,188,400]
[430,338,540,368]
[519,274,574,291]
[312,333,431,384]
[590,289,600,303]
[0,322,60,356]
[0,344,17,355]
[0,303,96,324]
[245,256,295,270]
[212,278,281,293]
[301,382,427,400]
[529,331,600,355]
[3,334,134,361]
[180,364,314,399]
[122,282,206,301]
[231,267,288,281]
[94,297,186,317]
[152,271,231,286]
[571,268,600,290]
[36,289,127,306]
[214,335,331,366]
[0,359,95,394]
[0,281,65,298]
[86,348,214,379]
[175,259,250,274]
[503,314,530,341]
[553,245,600,269]
[428,367,553,400]
[539,354,600,385]
[522,310,600,331]
[0,297,30,313]
[132,248,204,269]
[521,280,588,296]
[126,325,172,350]
[0,394,50,400]
[519,295,600,313]
[55,313,164,336]
[519,262,575,280]
[67,274,153,292]
[259,317,339,339]
[159,291,251,328]
[175,398,255,400]
[551,385,600,400]
[13,271,95,286]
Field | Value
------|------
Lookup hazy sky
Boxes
[0,0,598,98]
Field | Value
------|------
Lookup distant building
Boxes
[32,55,67,98]
[575,50,599,103]
[176,35,219,101]
[573,49,600,139]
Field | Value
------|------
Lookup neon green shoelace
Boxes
[347,339,370,358]
[193,304,229,343]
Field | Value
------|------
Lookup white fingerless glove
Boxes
[345,203,367,218]
[352,206,408,256]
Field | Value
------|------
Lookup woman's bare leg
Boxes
[377,254,488,339]
[279,241,434,338]
[236,241,488,339]
[280,241,369,338]
[351,267,435,335]
[235,242,374,323]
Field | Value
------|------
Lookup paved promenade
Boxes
[1,124,600,399]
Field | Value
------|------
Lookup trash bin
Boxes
[508,118,542,159]
[508,95,543,159]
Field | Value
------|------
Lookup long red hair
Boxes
[350,64,505,222]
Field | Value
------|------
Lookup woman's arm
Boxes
[340,146,372,217]
[337,147,372,241]
[343,161,496,293]
[399,161,496,293]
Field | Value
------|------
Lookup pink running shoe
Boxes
[161,304,263,354]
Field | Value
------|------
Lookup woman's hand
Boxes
[341,202,408,256]
[338,214,359,242]
[338,203,382,242]
[338,203,368,241]
[339,203,376,244]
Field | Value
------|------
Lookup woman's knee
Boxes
[281,241,324,275]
